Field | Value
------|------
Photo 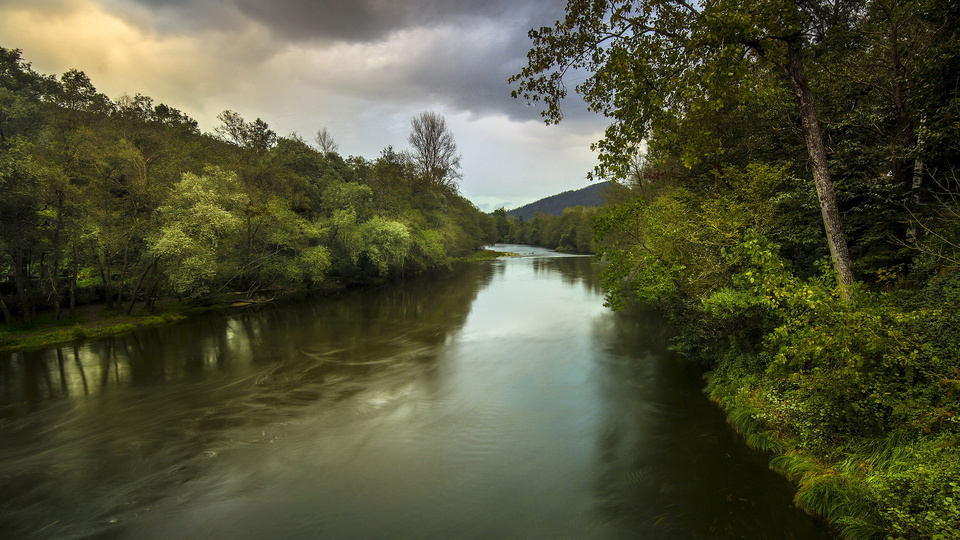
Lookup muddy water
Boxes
[0,245,834,539]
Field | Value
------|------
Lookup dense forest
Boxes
[492,181,609,253]
[493,204,598,253]
[0,47,497,327]
[513,0,959,538]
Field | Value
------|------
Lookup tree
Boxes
[149,167,247,298]
[408,111,462,191]
[492,207,510,241]
[315,126,339,154]
[55,69,112,114]
[510,0,856,297]
[215,110,276,152]
[360,216,410,275]
[0,47,57,145]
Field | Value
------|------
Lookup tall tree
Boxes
[510,0,857,296]
[315,126,339,154]
[408,111,462,191]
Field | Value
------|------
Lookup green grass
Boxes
[0,311,187,353]
[725,405,786,454]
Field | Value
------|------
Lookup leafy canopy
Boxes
[510,0,820,179]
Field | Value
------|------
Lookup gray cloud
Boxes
[406,22,596,123]
[106,0,581,122]
[1,0,607,210]
[118,0,556,43]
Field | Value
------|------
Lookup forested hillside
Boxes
[489,182,617,253]
[0,47,496,326]
[505,181,611,220]
[514,0,960,538]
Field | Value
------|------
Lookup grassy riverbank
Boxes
[596,232,960,539]
[0,304,191,353]
[459,249,520,261]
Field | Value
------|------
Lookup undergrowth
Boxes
[625,233,960,539]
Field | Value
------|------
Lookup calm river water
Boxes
[0,245,834,539]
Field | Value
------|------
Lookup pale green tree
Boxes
[360,217,410,275]
[149,168,247,297]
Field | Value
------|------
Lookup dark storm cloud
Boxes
[234,0,504,43]
[404,19,598,124]
[121,0,559,43]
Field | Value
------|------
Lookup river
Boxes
[0,245,834,539]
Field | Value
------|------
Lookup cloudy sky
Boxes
[0,0,610,211]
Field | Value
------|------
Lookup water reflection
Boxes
[589,309,833,538]
[0,248,833,540]
[1,265,493,408]
[0,264,493,540]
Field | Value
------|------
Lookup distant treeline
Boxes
[492,205,597,254]
[0,47,496,324]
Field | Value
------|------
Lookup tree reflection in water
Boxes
[0,263,492,540]
[0,250,833,540]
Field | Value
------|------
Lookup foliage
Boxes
[360,217,410,275]
[511,0,960,532]
[686,232,959,538]
[150,167,246,297]
[0,46,496,321]
[499,205,598,254]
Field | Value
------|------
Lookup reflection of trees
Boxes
[588,309,832,539]
[0,263,493,405]
[0,262,493,539]
[530,255,603,296]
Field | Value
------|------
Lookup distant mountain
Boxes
[506,181,611,221]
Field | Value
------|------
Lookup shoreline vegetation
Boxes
[1,47,500,348]
[0,250,519,354]
[507,0,960,537]
[0,308,187,354]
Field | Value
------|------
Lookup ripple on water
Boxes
[0,255,836,540]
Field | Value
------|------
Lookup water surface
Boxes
[0,245,834,539]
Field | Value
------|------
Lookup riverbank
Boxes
[0,250,521,354]
[0,303,193,354]
[657,278,960,539]
[0,246,834,539]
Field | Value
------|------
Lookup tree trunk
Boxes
[69,245,78,319]
[11,248,35,324]
[781,42,856,299]
[0,296,12,325]
[48,190,66,322]
[93,240,113,309]
[125,257,158,315]
[906,159,924,243]
[116,239,131,307]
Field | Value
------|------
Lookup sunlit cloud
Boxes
[0,0,610,212]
